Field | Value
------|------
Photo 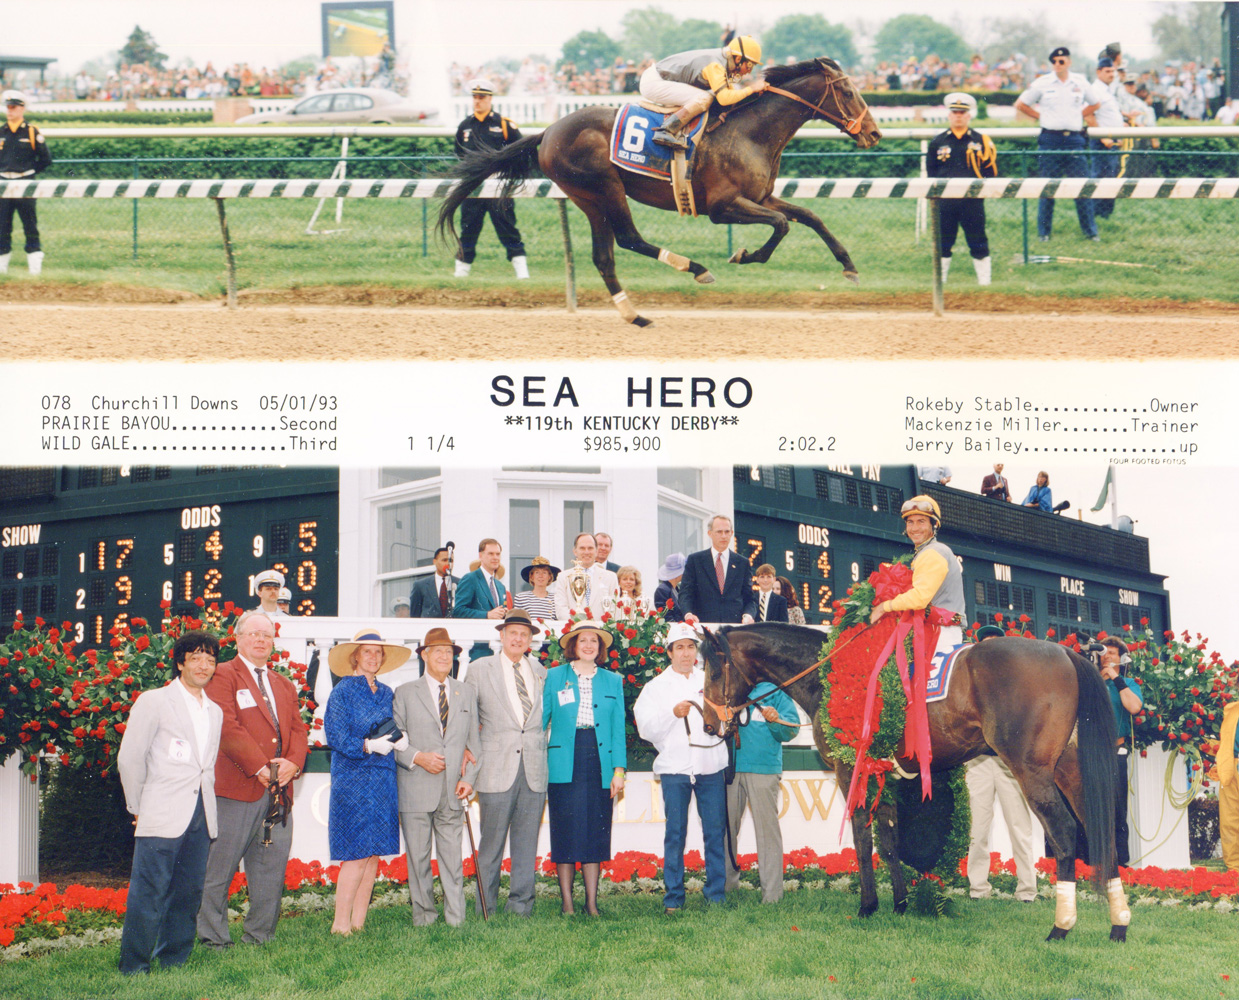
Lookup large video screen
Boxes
[320,1,394,58]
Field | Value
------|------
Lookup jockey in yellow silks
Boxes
[869,495,965,659]
[640,35,769,151]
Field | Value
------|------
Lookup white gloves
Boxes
[391,734,410,752]
[364,738,395,756]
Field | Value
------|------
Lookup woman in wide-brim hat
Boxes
[324,630,412,934]
[542,620,626,915]
[513,556,561,622]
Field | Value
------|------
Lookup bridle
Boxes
[764,62,868,136]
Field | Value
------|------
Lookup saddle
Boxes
[608,103,708,216]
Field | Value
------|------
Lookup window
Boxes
[380,496,441,573]
[561,501,594,568]
[509,500,540,591]
[294,94,334,114]
[658,507,701,564]
[658,468,701,499]
[379,468,440,488]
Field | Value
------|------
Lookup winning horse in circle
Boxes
[699,623,1131,942]
[437,57,881,327]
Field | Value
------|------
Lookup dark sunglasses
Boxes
[1051,58,1068,65]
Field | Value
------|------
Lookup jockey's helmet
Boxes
[725,36,763,69]
[901,495,941,530]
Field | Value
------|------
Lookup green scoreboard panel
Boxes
[0,467,339,647]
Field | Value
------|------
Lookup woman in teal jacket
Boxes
[543,621,627,916]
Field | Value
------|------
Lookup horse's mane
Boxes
[763,57,842,87]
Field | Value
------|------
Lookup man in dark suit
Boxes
[594,532,621,574]
[410,546,457,618]
[451,537,508,661]
[676,515,757,624]
[752,563,789,623]
[196,611,308,949]
[980,463,1012,502]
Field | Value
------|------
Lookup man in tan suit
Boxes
[553,532,620,620]
[196,611,308,948]
[464,608,547,917]
[393,627,481,926]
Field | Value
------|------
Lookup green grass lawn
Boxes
[2,887,1232,1000]
[8,195,1237,304]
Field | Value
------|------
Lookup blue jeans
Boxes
[660,771,727,909]
[1036,130,1096,238]
[1089,137,1120,218]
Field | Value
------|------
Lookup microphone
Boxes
[1052,500,1071,514]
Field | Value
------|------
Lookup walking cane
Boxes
[463,807,488,921]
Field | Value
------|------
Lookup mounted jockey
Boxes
[868,496,965,659]
[640,35,770,150]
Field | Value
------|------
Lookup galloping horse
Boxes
[437,57,881,326]
[700,623,1129,942]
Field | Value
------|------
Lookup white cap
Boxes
[253,568,285,593]
[470,78,495,95]
[391,596,411,613]
[3,90,27,106]
[277,587,292,602]
[666,622,702,646]
[945,92,977,115]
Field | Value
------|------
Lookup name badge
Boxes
[237,688,257,709]
[169,738,191,762]
[558,688,576,707]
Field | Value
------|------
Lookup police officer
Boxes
[0,90,52,275]
[1015,47,1101,242]
[1086,58,1126,220]
[453,79,528,280]
[926,92,997,286]
[252,569,287,618]
[639,35,769,151]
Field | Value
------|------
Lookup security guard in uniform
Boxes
[639,35,769,151]
[453,79,528,280]
[0,91,52,275]
[926,92,997,286]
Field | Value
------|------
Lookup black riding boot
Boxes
[652,112,690,151]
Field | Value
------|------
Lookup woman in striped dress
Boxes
[513,556,559,622]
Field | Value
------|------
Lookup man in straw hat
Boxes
[392,627,480,926]
[634,620,728,912]
[463,608,547,917]
[197,611,308,948]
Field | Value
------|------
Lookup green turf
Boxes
[1,887,1232,999]
[4,195,1234,303]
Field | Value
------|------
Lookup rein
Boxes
[765,69,866,136]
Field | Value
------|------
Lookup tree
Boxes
[763,14,858,68]
[621,6,681,60]
[668,18,726,53]
[118,25,167,69]
[975,14,1070,68]
[872,14,968,65]
[561,28,621,70]
[1151,1,1223,64]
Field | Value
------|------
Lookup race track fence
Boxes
[2,175,1234,312]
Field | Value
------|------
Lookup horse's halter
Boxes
[764,62,868,136]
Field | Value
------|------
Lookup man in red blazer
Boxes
[196,611,308,948]
[676,515,757,625]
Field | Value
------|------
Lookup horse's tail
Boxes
[435,132,546,247]
[1068,648,1119,886]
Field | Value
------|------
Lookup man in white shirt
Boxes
[634,622,728,912]
[251,569,287,618]
[118,631,223,974]
[1085,58,1126,219]
[410,546,458,618]
[553,532,620,620]
[1015,46,1101,242]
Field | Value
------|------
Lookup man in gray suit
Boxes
[464,608,547,917]
[117,630,224,975]
[392,627,480,927]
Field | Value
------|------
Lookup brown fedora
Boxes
[495,607,536,633]
[416,626,462,655]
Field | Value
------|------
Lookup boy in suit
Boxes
[752,563,788,623]
[393,628,481,926]
[117,631,223,974]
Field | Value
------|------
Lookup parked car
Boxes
[236,87,439,125]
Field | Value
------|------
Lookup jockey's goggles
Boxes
[901,498,939,518]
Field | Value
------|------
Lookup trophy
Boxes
[563,559,589,612]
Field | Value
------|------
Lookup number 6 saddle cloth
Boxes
[608,103,708,180]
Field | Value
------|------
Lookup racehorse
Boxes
[437,57,881,327]
[700,623,1129,942]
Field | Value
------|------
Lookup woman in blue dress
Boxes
[325,629,411,935]
[1022,470,1053,512]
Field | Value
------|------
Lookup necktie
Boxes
[254,668,283,756]
[512,660,532,723]
[760,592,768,622]
[488,575,499,607]
[715,552,725,594]
[438,683,448,733]
[438,578,448,616]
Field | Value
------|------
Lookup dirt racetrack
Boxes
[2,288,1238,360]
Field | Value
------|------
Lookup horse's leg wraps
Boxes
[657,248,691,272]
[1054,880,1077,931]
[1107,877,1131,927]
[611,291,639,322]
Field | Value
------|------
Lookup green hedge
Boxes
[35,111,214,125]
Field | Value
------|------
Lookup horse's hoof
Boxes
[843,270,860,284]
[858,903,878,919]
[695,270,715,284]
[893,899,908,915]
[1109,925,1128,943]
[632,315,654,328]
[728,249,747,264]
[1046,926,1070,942]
